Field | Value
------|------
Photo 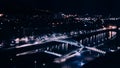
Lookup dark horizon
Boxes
[0,0,120,16]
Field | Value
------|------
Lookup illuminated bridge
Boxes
[0,26,119,68]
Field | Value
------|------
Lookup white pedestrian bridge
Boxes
[16,35,106,63]
[15,27,118,63]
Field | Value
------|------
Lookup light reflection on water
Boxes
[60,31,117,68]
[109,31,117,39]
[2,30,119,68]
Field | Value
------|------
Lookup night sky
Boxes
[0,0,120,15]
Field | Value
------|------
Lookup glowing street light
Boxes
[0,14,4,17]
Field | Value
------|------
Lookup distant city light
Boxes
[0,10,120,68]
[0,14,4,17]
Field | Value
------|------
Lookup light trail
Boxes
[54,47,84,63]
[16,35,68,48]
[85,46,106,54]
[44,51,62,57]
